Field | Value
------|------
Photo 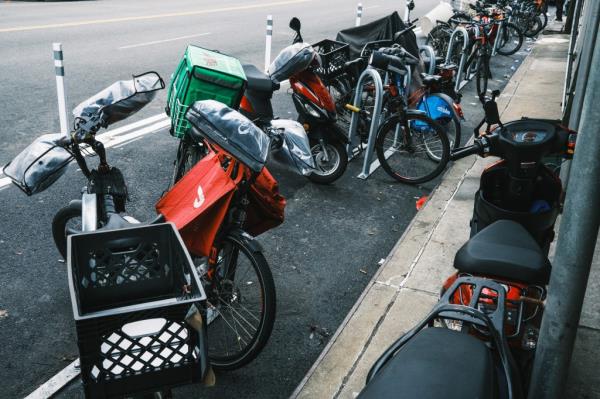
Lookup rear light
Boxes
[566,132,577,158]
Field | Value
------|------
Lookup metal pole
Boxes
[53,43,68,136]
[528,26,600,399]
[265,15,273,72]
[560,0,599,189]
[403,0,410,22]
[356,3,363,27]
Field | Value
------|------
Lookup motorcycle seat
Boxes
[420,73,443,86]
[358,327,495,399]
[243,64,280,93]
[454,220,551,285]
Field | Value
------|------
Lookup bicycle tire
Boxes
[171,138,205,186]
[476,53,489,100]
[203,234,276,370]
[375,114,450,184]
[496,22,524,56]
[426,25,452,61]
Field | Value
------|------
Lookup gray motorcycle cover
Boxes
[268,43,318,83]
[3,133,73,195]
[72,72,164,127]
[186,100,270,173]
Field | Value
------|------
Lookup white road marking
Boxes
[0,0,313,33]
[119,32,211,50]
[24,359,80,399]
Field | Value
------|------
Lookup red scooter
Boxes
[240,18,349,184]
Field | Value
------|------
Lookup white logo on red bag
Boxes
[193,185,205,209]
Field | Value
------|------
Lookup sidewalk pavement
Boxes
[292,23,600,399]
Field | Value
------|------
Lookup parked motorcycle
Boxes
[4,74,280,372]
[440,90,575,386]
[239,17,349,184]
[359,276,524,398]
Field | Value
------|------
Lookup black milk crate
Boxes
[312,39,349,82]
[67,222,208,398]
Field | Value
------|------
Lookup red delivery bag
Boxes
[156,151,238,257]
[245,167,286,236]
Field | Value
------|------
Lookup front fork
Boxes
[319,138,330,163]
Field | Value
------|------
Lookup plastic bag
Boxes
[185,100,270,173]
[73,71,164,127]
[3,133,72,195]
[269,119,315,176]
[268,43,318,83]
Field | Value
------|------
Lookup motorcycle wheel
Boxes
[52,200,83,259]
[307,140,348,184]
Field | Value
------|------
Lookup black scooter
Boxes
[359,276,523,399]
[451,90,576,253]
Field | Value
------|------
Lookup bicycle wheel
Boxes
[497,22,524,56]
[476,53,489,100]
[200,235,276,370]
[426,25,452,60]
[170,138,205,186]
[375,114,450,184]
[437,116,461,151]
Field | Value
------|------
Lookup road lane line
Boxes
[24,359,80,399]
[119,32,211,50]
[100,113,168,138]
[98,118,170,148]
[0,0,313,33]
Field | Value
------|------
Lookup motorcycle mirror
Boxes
[289,17,301,32]
[484,97,501,126]
[407,0,415,11]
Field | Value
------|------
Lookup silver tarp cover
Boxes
[268,43,318,83]
[3,133,72,195]
[269,119,315,176]
[186,100,270,173]
[72,72,163,126]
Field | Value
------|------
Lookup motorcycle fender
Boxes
[404,109,428,118]
[228,229,264,253]
[310,123,349,144]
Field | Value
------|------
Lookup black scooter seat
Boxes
[454,220,551,285]
[243,64,280,93]
[358,327,494,399]
[420,73,442,86]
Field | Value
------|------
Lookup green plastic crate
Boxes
[167,45,247,138]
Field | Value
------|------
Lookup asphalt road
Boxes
[0,1,531,398]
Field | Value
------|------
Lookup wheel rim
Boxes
[311,143,341,177]
[378,118,447,181]
[197,242,267,365]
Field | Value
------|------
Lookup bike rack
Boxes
[444,26,470,93]
[418,45,437,75]
[347,67,384,179]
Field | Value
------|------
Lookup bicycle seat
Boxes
[358,327,495,399]
[242,64,280,93]
[454,220,551,285]
[420,73,443,86]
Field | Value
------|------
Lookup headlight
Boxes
[303,101,322,118]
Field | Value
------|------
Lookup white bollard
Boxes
[265,15,273,72]
[404,0,410,22]
[355,3,363,27]
[53,43,69,136]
